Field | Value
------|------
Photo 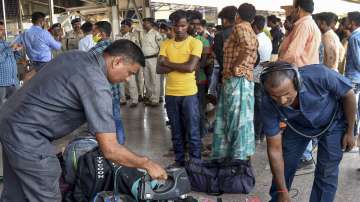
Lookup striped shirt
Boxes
[0,40,19,86]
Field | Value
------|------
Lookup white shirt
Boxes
[254,32,273,83]
[78,34,96,52]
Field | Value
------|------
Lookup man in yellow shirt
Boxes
[157,10,203,167]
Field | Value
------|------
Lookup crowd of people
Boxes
[0,0,360,201]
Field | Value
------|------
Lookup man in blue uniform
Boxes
[261,62,356,202]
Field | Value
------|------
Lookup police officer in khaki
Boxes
[141,18,163,106]
[65,18,84,50]
[117,19,143,107]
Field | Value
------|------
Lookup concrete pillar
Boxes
[48,0,55,25]
[143,0,151,18]
[1,0,7,39]
[111,5,120,40]
[18,0,24,31]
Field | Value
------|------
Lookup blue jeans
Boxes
[113,97,126,144]
[269,123,345,202]
[165,95,201,164]
[208,66,220,98]
[353,83,360,136]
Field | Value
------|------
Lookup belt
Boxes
[145,54,158,59]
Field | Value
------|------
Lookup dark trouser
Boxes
[31,61,48,71]
[0,86,17,106]
[353,83,360,136]
[0,143,61,202]
[269,124,345,202]
[165,95,201,164]
[254,83,264,140]
[197,83,208,138]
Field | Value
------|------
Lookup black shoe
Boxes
[167,161,185,169]
[129,102,138,108]
[146,101,160,107]
[120,99,127,105]
[296,159,315,174]
[159,97,164,103]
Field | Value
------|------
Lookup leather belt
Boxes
[145,54,158,59]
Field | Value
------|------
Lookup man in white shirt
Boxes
[79,22,96,52]
[252,15,273,143]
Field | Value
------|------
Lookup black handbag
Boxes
[185,158,255,195]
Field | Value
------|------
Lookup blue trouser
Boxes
[208,66,220,98]
[113,97,126,144]
[353,83,360,136]
[269,124,345,202]
[165,95,201,164]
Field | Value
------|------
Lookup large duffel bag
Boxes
[185,158,255,195]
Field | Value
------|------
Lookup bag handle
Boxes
[113,166,122,193]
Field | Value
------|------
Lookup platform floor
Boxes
[1,103,360,201]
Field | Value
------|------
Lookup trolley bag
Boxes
[185,158,255,195]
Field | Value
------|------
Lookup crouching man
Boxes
[260,62,356,202]
[0,40,167,202]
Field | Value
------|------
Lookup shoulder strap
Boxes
[270,99,339,138]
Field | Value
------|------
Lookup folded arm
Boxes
[158,55,200,73]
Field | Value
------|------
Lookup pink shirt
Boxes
[278,16,321,67]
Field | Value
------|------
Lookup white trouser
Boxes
[127,75,139,103]
[144,57,160,103]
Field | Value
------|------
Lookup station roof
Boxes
[152,0,360,14]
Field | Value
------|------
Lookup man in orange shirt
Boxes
[278,0,321,172]
[278,0,321,67]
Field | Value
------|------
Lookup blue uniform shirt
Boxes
[261,64,352,137]
[345,27,360,84]
[14,25,61,62]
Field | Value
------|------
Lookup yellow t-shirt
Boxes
[159,36,203,96]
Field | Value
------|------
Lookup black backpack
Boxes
[64,147,117,202]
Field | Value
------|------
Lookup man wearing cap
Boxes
[65,18,84,50]
[141,17,163,106]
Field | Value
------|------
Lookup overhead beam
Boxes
[65,5,105,12]
[30,0,66,9]
[1,0,7,39]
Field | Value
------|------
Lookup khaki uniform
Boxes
[116,31,144,104]
[141,29,163,103]
[51,39,67,58]
[65,30,84,50]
